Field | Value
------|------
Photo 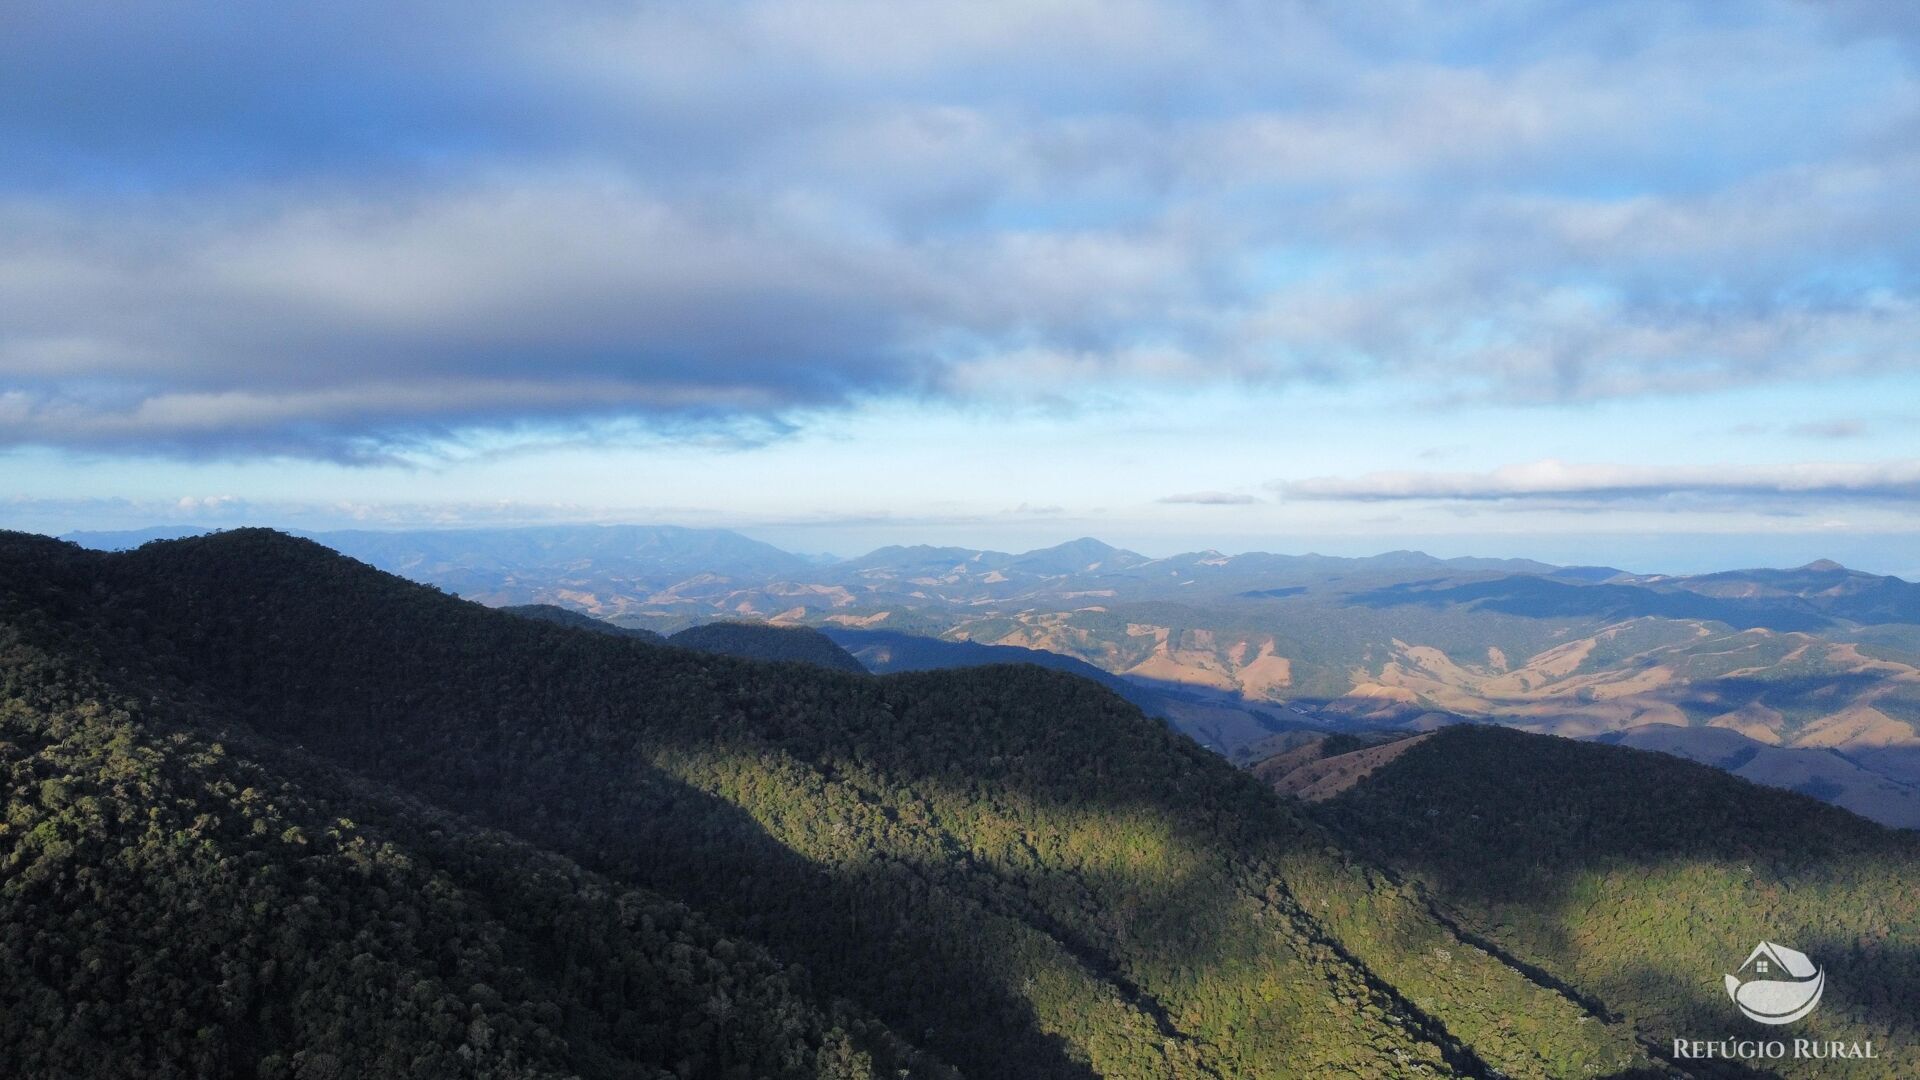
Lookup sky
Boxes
[4,1,1919,574]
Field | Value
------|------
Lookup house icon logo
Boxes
[1725,941,1824,1025]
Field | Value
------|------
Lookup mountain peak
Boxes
[1360,549,1442,568]
[1800,558,1847,572]
[1026,536,1118,556]
[170,526,333,558]
[1010,536,1151,572]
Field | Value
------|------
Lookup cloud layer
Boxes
[1159,491,1259,505]
[1280,459,1920,504]
[3,1,1918,458]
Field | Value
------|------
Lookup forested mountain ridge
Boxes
[1308,726,1920,1077]
[503,603,668,642]
[819,627,1307,753]
[507,607,867,673]
[0,529,1666,1078]
[666,622,867,673]
[0,549,930,1079]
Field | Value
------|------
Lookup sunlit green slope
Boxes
[1312,725,1920,1078]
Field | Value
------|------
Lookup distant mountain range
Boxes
[64,524,1920,827]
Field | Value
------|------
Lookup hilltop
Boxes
[667,621,866,673]
[1305,725,1920,1074]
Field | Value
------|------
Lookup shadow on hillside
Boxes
[237,712,1117,1079]
[1596,962,1790,1080]
[186,654,1459,1074]
[511,760,1110,1080]
[1354,855,1916,1079]
[1347,577,1833,633]
[827,623,1338,757]
[1674,673,1905,726]
[1308,729,1920,1074]
[1592,947,1917,1079]
[1847,744,1920,788]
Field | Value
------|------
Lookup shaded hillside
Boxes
[502,603,667,642]
[0,549,932,1079]
[669,622,866,673]
[825,627,1166,709]
[1255,720,1920,829]
[1311,726,1920,1077]
[1356,562,1920,634]
[1591,724,1920,830]
[1647,562,1920,626]
[823,628,1309,755]
[0,530,1672,1079]
[1351,576,1834,633]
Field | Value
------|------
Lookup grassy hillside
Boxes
[1311,726,1920,1077]
[0,530,1665,1079]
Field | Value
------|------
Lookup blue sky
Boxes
[3,1,1919,573]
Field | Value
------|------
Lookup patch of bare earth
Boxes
[1256,733,1437,802]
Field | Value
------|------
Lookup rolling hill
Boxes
[666,622,867,673]
[821,628,1313,753]
[1305,725,1920,1077]
[825,626,1158,698]
[4,529,1683,1079]
[1590,725,1920,830]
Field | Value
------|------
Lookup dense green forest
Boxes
[1,544,929,1080]
[505,609,867,673]
[1313,726,1920,1077]
[665,622,868,673]
[6,529,1914,1078]
[0,529,1670,1078]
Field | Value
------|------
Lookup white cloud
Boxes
[1280,459,1920,503]
[2,0,1916,458]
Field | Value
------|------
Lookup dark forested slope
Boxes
[0,529,1666,1079]
[824,627,1162,704]
[0,571,927,1079]
[1311,725,1920,1077]
[501,603,668,642]
[667,621,866,673]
